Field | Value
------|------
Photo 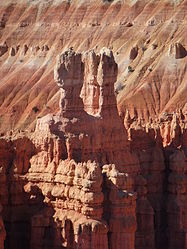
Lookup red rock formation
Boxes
[130,126,165,249]
[129,46,139,61]
[0,0,186,131]
[169,43,187,59]
[102,165,136,249]
[0,203,6,249]
[0,41,186,249]
[0,48,140,249]
[33,47,138,249]
[36,47,127,164]
[167,148,187,249]
[122,108,187,249]
[0,42,8,57]
[0,1,186,244]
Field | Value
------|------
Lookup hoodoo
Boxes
[0,46,186,249]
[0,1,186,249]
[34,48,138,249]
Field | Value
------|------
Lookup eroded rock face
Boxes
[0,42,8,57]
[129,46,138,60]
[37,48,127,165]
[0,0,186,132]
[124,108,187,249]
[169,43,187,59]
[54,49,85,118]
[33,48,137,249]
[0,203,6,249]
[0,47,186,249]
[0,48,138,249]
[102,165,136,249]
[167,149,187,249]
[0,1,186,248]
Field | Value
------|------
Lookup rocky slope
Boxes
[0,47,186,249]
[0,48,138,249]
[0,1,186,249]
[0,0,186,132]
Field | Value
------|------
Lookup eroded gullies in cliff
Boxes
[0,0,186,133]
[0,48,187,249]
[0,48,135,249]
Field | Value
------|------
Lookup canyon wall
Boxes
[0,203,6,249]
[0,48,139,249]
[0,48,186,249]
[0,1,186,249]
[0,0,186,132]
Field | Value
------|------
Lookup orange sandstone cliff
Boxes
[0,1,186,249]
[0,48,138,249]
[0,47,186,249]
[0,0,186,132]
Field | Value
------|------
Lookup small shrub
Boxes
[32,106,39,113]
[128,66,134,73]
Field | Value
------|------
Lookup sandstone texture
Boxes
[0,203,6,249]
[0,0,186,132]
[0,48,138,249]
[0,47,186,249]
[0,1,186,249]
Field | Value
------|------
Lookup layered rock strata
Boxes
[34,47,138,249]
[0,0,186,132]
[124,108,187,249]
[166,149,187,249]
[0,47,186,249]
[0,48,138,249]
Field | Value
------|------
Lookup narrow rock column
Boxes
[81,50,100,115]
[102,165,137,249]
[54,48,85,118]
[97,48,118,117]
[167,149,187,249]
